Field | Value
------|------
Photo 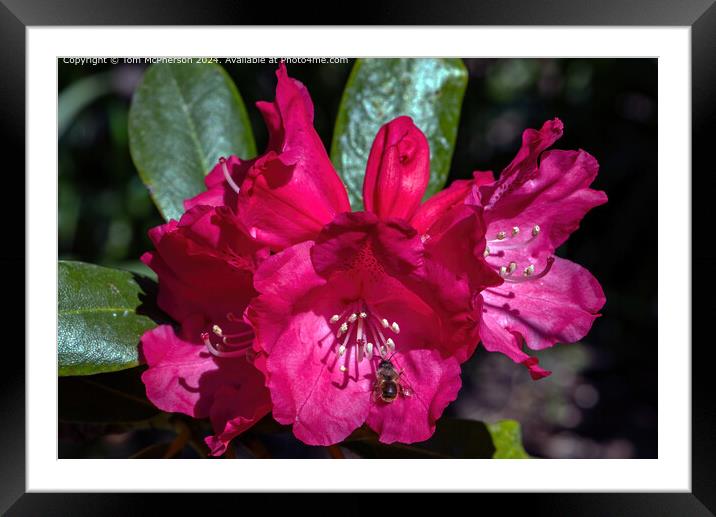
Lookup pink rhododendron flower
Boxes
[243,106,498,445]
[414,118,607,379]
[140,204,271,456]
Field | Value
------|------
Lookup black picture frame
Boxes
[3,0,712,513]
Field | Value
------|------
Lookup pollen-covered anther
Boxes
[391,322,400,334]
[348,313,358,323]
[359,312,367,319]
[212,324,223,337]
[532,225,541,237]
[511,226,520,236]
[508,262,517,274]
[386,338,395,352]
[329,314,341,323]
[338,345,346,356]
[496,231,507,240]
[524,264,535,277]
[381,318,390,328]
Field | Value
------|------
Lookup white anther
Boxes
[340,322,348,333]
[508,262,517,274]
[338,345,346,356]
[496,231,507,240]
[329,314,341,324]
[365,342,373,356]
[524,264,535,277]
[386,338,395,351]
[381,318,390,328]
[391,322,400,334]
[512,226,520,236]
[348,313,358,323]
[340,365,347,372]
[212,325,223,337]
[484,247,490,257]
[421,234,431,243]
[359,312,367,319]
[532,225,541,237]
[500,266,508,276]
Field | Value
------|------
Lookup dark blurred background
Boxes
[58,58,657,459]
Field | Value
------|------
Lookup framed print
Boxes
[2,0,713,513]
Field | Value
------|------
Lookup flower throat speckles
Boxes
[483,224,555,282]
[328,303,401,371]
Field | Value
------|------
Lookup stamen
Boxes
[365,342,373,357]
[508,262,517,274]
[391,322,400,334]
[330,314,341,323]
[483,247,490,258]
[386,338,395,352]
[348,313,358,323]
[219,157,241,195]
[381,318,390,329]
[500,257,555,284]
[338,345,346,356]
[487,223,542,249]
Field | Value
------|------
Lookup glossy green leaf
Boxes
[58,261,165,376]
[129,62,256,220]
[59,367,161,423]
[487,419,531,459]
[330,58,468,210]
[343,418,495,459]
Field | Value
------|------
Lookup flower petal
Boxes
[366,349,462,443]
[363,116,430,221]
[480,257,605,377]
[184,155,251,211]
[140,316,270,421]
[205,383,272,457]
[141,205,258,323]
[237,64,350,249]
[479,118,564,211]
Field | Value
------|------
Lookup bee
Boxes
[373,356,412,403]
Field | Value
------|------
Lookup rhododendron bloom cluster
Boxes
[139,63,606,454]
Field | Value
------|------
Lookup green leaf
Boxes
[58,260,166,376]
[129,62,256,220]
[59,367,161,423]
[330,58,468,210]
[343,418,495,459]
[487,419,531,458]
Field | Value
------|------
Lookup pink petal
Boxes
[184,155,251,211]
[205,383,272,457]
[140,316,270,421]
[480,257,605,376]
[310,211,423,280]
[237,64,350,249]
[363,116,430,221]
[479,118,564,211]
[366,349,462,443]
[141,206,258,323]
